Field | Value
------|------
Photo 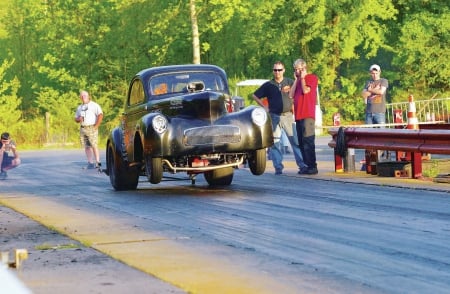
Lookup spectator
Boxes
[253,61,307,175]
[0,132,21,179]
[362,64,389,125]
[280,130,290,154]
[290,58,319,175]
[75,90,104,169]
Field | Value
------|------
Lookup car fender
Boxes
[105,127,128,175]
[213,105,274,149]
[108,127,125,155]
[240,105,274,148]
[139,112,167,157]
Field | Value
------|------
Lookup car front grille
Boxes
[184,125,241,146]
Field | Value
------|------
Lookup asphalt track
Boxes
[1,136,449,293]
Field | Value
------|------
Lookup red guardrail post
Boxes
[334,152,344,172]
[410,152,423,178]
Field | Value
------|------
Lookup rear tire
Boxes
[248,148,266,175]
[107,143,139,191]
[204,167,234,186]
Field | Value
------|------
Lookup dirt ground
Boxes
[0,205,185,294]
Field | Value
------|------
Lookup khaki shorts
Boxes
[80,126,98,148]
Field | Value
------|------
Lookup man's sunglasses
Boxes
[273,69,284,72]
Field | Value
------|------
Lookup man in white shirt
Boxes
[75,90,103,169]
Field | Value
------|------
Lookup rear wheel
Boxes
[107,143,139,191]
[248,148,266,175]
[204,167,234,186]
[146,156,163,184]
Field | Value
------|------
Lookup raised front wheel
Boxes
[146,156,163,184]
[248,148,266,175]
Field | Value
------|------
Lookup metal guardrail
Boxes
[386,97,450,126]
[328,127,450,178]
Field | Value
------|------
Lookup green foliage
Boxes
[324,76,365,125]
[422,160,439,178]
[0,59,25,139]
[0,0,449,148]
[393,10,450,95]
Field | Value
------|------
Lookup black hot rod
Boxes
[105,64,273,190]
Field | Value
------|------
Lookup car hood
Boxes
[157,91,230,122]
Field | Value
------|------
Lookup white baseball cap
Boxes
[369,64,381,72]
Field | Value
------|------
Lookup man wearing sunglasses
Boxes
[0,132,21,179]
[253,61,307,175]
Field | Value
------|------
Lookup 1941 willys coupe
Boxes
[105,64,273,190]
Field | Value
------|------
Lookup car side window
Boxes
[129,80,145,106]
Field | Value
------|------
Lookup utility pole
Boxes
[190,0,200,64]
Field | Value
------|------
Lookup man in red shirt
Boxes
[290,59,319,175]
[253,61,306,175]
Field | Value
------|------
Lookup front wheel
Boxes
[248,148,266,175]
[107,143,139,191]
[146,156,163,184]
[204,167,234,186]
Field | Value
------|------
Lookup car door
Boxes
[123,77,147,162]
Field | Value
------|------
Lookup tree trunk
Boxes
[190,0,200,64]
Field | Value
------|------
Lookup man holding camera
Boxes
[75,90,103,170]
[0,132,21,179]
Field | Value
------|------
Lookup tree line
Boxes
[0,0,448,148]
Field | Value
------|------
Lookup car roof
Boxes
[136,64,227,80]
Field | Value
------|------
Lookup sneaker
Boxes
[96,162,103,173]
[305,167,318,175]
[298,167,318,175]
[298,167,309,174]
[86,163,96,169]
[0,171,7,180]
[275,170,283,175]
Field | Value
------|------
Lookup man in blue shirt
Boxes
[253,61,307,175]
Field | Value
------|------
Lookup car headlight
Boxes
[152,115,168,134]
[251,107,267,126]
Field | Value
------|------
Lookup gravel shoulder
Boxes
[0,205,185,294]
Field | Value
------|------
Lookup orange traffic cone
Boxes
[407,94,419,130]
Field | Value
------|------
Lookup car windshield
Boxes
[149,72,226,96]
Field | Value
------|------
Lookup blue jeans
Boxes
[365,112,386,125]
[270,113,306,172]
[295,118,317,169]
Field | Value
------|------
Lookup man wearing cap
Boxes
[362,64,389,125]
[75,90,103,169]
[0,132,21,179]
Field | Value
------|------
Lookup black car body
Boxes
[105,64,273,190]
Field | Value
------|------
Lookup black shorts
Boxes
[2,154,14,169]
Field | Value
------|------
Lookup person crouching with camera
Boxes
[0,132,21,179]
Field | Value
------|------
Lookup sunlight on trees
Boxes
[0,0,448,147]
